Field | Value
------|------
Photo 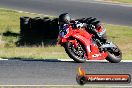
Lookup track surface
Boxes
[0,0,132,26]
[0,60,132,86]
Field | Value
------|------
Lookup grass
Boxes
[104,24,132,60]
[104,0,132,3]
[0,8,68,60]
[0,46,68,60]
[0,8,132,60]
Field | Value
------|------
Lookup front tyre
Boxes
[106,45,122,63]
[63,41,87,63]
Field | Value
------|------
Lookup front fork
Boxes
[68,39,79,48]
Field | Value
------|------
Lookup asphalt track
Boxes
[0,0,132,26]
[0,60,132,86]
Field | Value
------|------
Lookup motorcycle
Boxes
[58,20,122,63]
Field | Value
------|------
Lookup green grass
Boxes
[0,8,132,60]
[105,0,132,3]
[0,46,68,60]
[0,8,68,60]
[104,24,132,60]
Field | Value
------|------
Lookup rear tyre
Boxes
[106,45,122,63]
[63,40,87,63]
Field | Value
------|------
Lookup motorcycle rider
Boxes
[58,13,107,44]
[58,13,71,39]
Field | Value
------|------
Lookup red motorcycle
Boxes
[58,22,122,63]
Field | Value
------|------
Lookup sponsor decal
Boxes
[76,67,131,85]
[92,54,101,58]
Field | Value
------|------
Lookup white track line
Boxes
[0,8,49,17]
[0,58,8,60]
[94,0,132,7]
[69,0,132,7]
[0,58,132,62]
[60,59,132,62]
[0,85,131,87]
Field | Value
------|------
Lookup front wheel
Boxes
[106,45,122,63]
[63,40,87,63]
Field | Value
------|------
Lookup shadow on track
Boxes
[1,57,111,63]
[1,57,75,63]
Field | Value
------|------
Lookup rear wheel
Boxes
[63,39,87,63]
[106,45,122,63]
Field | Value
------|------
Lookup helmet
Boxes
[59,13,71,24]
